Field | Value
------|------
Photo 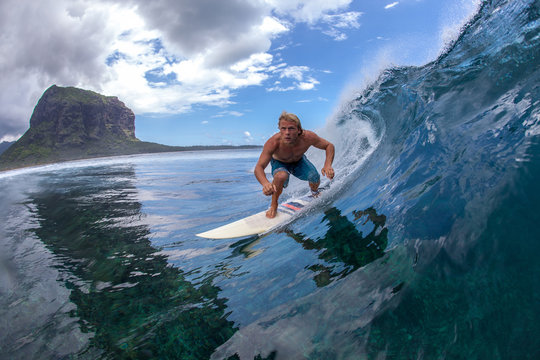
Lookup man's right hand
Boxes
[262,182,277,196]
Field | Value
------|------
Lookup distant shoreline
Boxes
[154,144,262,151]
[0,145,262,173]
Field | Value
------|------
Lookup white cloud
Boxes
[0,0,359,140]
[0,134,21,143]
[212,111,245,118]
[267,85,296,92]
[295,95,328,103]
[244,130,254,143]
[298,79,319,90]
[280,66,310,81]
[260,16,290,36]
[268,0,353,24]
[385,2,399,10]
[268,1,361,40]
[267,65,319,91]
[323,11,362,29]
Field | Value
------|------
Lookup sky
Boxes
[0,0,480,146]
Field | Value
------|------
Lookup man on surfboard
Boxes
[254,111,335,218]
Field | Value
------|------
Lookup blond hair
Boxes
[278,111,303,134]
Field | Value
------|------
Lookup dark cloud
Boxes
[0,115,28,142]
[203,30,271,68]
[131,0,268,58]
[7,3,110,86]
[0,0,115,139]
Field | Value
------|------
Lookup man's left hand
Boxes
[322,166,334,180]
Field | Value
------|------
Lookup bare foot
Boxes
[309,182,320,197]
[266,207,277,218]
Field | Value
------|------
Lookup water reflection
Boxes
[228,237,264,259]
[211,205,406,360]
[285,206,388,287]
[27,166,236,359]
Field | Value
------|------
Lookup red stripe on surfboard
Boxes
[283,203,301,211]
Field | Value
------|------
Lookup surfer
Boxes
[254,111,335,218]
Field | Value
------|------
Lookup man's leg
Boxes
[309,181,321,195]
[293,156,321,196]
[267,171,288,218]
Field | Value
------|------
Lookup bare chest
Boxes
[273,141,311,163]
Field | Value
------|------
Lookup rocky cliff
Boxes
[0,85,215,170]
[29,85,137,145]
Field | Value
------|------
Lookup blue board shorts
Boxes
[271,155,320,188]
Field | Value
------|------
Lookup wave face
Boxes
[335,0,539,240]
[215,0,540,357]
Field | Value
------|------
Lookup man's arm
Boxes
[254,139,278,195]
[309,132,335,179]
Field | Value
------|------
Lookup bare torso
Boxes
[269,130,316,163]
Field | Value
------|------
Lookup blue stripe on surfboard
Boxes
[278,206,296,215]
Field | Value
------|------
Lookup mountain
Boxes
[0,85,258,171]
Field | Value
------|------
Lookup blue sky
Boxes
[0,0,480,146]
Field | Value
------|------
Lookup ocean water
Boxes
[1,0,539,358]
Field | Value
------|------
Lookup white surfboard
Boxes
[196,197,312,239]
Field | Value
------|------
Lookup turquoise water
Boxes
[2,0,540,358]
[0,151,258,359]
